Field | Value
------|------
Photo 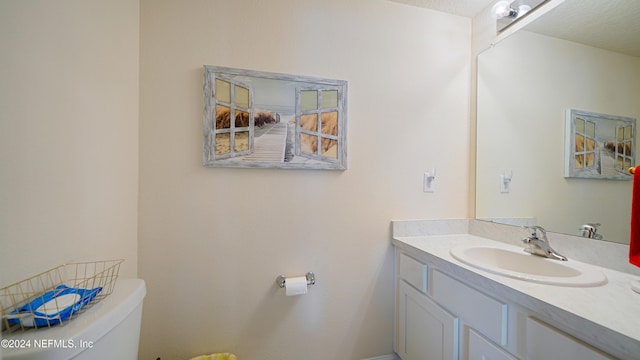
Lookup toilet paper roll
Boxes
[285,276,308,296]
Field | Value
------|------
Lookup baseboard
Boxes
[361,354,400,360]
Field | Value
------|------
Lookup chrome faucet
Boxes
[522,226,567,261]
[579,223,603,240]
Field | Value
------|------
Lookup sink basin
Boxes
[450,245,607,287]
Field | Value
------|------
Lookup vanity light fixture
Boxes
[492,0,531,20]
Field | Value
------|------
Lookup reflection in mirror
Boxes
[576,119,595,170]
[565,109,635,179]
[476,0,640,244]
[574,116,596,169]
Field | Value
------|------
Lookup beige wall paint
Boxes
[139,0,471,359]
[0,0,140,285]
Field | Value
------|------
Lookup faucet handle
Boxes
[523,225,547,241]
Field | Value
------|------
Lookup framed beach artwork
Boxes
[203,65,347,170]
[565,109,636,180]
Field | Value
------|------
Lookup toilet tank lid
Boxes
[2,278,146,360]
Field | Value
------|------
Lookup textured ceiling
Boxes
[525,0,640,57]
[388,0,640,57]
[386,0,494,17]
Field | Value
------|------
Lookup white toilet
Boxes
[2,279,146,360]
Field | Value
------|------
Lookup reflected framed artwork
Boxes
[203,65,347,170]
[565,109,635,179]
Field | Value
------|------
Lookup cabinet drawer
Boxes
[469,329,516,360]
[432,270,508,345]
[525,317,614,360]
[399,253,428,293]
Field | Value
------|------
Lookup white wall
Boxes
[0,0,140,284]
[138,0,471,359]
[476,30,640,243]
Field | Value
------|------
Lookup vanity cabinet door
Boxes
[468,329,517,360]
[525,317,615,360]
[432,271,508,346]
[397,281,459,360]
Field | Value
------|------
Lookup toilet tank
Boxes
[2,279,146,360]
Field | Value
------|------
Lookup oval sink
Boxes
[450,245,607,287]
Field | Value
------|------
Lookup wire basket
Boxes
[1,259,123,332]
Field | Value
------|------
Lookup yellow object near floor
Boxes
[189,353,237,360]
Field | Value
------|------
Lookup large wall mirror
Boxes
[476,0,640,244]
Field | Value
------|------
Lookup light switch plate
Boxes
[424,171,435,192]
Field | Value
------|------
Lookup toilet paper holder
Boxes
[276,272,316,288]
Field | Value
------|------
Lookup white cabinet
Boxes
[468,329,516,360]
[525,317,615,360]
[394,248,618,360]
[432,270,508,346]
[397,280,459,360]
[399,253,428,293]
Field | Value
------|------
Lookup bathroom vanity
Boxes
[392,220,640,360]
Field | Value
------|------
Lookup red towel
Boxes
[631,167,640,267]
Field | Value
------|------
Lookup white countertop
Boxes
[393,233,640,360]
